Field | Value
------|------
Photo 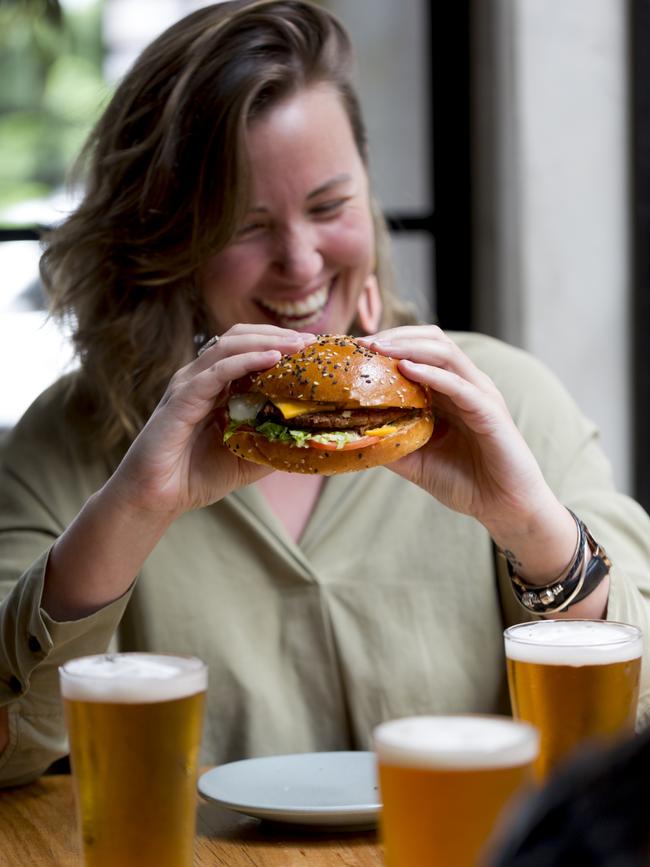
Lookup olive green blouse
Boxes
[2,332,650,787]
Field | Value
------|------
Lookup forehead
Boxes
[245,84,365,187]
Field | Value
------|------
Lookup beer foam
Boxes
[59,653,207,703]
[374,715,539,769]
[504,620,643,666]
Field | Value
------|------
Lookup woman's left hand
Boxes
[358,326,580,584]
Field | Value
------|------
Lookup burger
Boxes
[223,334,434,474]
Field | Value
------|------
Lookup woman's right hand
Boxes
[107,325,316,519]
[41,324,315,621]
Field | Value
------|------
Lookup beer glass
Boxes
[505,619,642,779]
[374,715,539,867]
[59,652,207,867]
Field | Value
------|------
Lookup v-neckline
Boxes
[231,471,367,556]
[255,473,325,544]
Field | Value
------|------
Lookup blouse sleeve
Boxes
[0,550,133,787]
[470,334,650,727]
[0,400,134,787]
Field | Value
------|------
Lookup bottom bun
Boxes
[225,413,434,475]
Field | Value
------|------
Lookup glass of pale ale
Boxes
[505,619,642,779]
[59,652,207,867]
[374,714,539,867]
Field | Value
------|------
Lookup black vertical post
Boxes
[632,0,650,510]
[431,0,473,331]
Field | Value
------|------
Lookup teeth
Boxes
[275,309,322,329]
[259,284,329,317]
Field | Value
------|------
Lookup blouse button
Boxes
[27,634,42,654]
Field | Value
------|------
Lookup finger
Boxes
[193,329,316,375]
[358,324,446,344]
[398,360,506,431]
[222,323,319,349]
[196,333,309,367]
[162,349,283,426]
[226,323,317,338]
[373,336,497,395]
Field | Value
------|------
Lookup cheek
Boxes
[199,249,262,305]
[326,215,374,267]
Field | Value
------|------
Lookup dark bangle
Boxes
[504,515,611,615]
[566,541,612,607]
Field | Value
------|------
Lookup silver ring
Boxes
[197,334,220,357]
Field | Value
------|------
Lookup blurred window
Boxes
[0,0,108,228]
[0,0,108,426]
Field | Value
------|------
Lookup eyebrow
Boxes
[306,173,354,200]
[246,174,354,213]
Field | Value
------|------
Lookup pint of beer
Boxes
[59,653,207,867]
[505,619,642,779]
[374,715,539,867]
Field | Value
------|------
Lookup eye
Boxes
[310,197,349,217]
[235,220,269,240]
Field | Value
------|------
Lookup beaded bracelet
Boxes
[504,512,612,615]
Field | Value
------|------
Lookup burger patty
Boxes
[256,402,416,432]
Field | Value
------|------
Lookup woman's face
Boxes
[199,84,381,335]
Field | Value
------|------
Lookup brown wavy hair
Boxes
[41,0,418,451]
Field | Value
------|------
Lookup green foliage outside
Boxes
[0,0,111,226]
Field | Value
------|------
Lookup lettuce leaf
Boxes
[255,422,314,448]
[223,419,248,443]
[224,418,363,449]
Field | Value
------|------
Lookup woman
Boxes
[1,0,649,787]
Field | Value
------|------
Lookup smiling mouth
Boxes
[257,282,332,328]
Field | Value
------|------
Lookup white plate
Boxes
[198,751,380,828]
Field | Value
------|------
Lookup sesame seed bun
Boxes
[231,334,430,408]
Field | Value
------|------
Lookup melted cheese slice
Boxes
[270,399,336,419]
[364,424,399,437]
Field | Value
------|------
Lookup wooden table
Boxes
[0,774,384,866]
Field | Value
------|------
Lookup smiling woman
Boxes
[1,0,650,797]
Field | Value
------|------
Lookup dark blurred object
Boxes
[45,754,70,775]
[488,728,650,867]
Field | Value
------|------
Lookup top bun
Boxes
[232,334,428,408]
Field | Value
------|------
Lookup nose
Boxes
[272,223,324,283]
